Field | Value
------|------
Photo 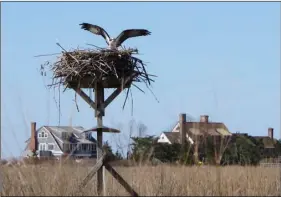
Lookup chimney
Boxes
[179,113,186,148]
[268,127,274,139]
[29,122,37,151]
[200,115,209,123]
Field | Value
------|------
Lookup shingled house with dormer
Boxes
[158,114,232,164]
[22,122,97,158]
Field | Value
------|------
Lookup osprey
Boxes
[79,23,151,50]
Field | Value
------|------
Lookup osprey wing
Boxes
[79,23,111,45]
[115,29,151,47]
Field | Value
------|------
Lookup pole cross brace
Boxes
[71,74,136,117]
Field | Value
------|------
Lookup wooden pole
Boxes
[72,75,139,196]
[95,82,105,195]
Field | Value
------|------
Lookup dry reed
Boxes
[1,163,280,196]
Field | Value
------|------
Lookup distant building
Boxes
[253,127,279,158]
[157,114,232,164]
[22,122,97,158]
[158,115,232,144]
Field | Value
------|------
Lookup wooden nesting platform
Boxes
[66,75,133,89]
[83,126,120,133]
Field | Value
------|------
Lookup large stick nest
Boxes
[40,46,157,115]
[43,47,155,89]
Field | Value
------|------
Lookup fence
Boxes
[259,156,281,168]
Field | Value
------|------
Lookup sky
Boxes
[1,2,280,158]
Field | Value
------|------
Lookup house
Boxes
[253,127,279,158]
[234,128,280,158]
[254,128,277,148]
[22,122,97,158]
[158,114,232,164]
[158,114,232,144]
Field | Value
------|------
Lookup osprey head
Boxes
[108,38,118,50]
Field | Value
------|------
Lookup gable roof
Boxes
[162,132,194,144]
[186,122,232,136]
[172,121,232,137]
[25,126,97,145]
[163,132,181,144]
[254,136,277,149]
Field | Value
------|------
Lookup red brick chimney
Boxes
[179,113,186,146]
[268,127,274,139]
[200,115,209,123]
[29,122,37,151]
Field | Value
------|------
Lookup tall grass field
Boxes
[1,162,280,196]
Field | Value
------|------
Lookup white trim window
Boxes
[39,143,47,151]
[38,131,48,138]
[47,143,55,150]
[91,144,96,151]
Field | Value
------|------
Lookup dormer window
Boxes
[38,131,48,138]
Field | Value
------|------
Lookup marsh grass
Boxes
[2,80,280,196]
[1,162,280,196]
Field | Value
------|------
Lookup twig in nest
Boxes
[122,88,130,109]
[34,52,61,58]
[56,42,79,64]
[132,83,145,94]
[74,92,80,112]
[146,83,160,103]
[86,43,106,50]
[63,86,68,93]
[130,88,134,116]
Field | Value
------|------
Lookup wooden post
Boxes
[95,82,105,195]
[72,74,139,196]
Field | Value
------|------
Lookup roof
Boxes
[163,132,181,144]
[180,122,232,137]
[45,126,94,143]
[254,136,277,149]
[162,120,232,145]
[25,125,97,145]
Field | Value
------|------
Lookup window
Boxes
[70,144,73,151]
[82,144,87,151]
[87,144,92,151]
[38,131,48,138]
[91,144,96,151]
[48,144,54,150]
[75,144,80,151]
[39,143,47,151]
[70,144,79,151]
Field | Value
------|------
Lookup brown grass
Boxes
[1,163,280,196]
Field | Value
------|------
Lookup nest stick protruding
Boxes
[40,45,157,111]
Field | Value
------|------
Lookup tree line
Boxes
[106,134,281,166]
